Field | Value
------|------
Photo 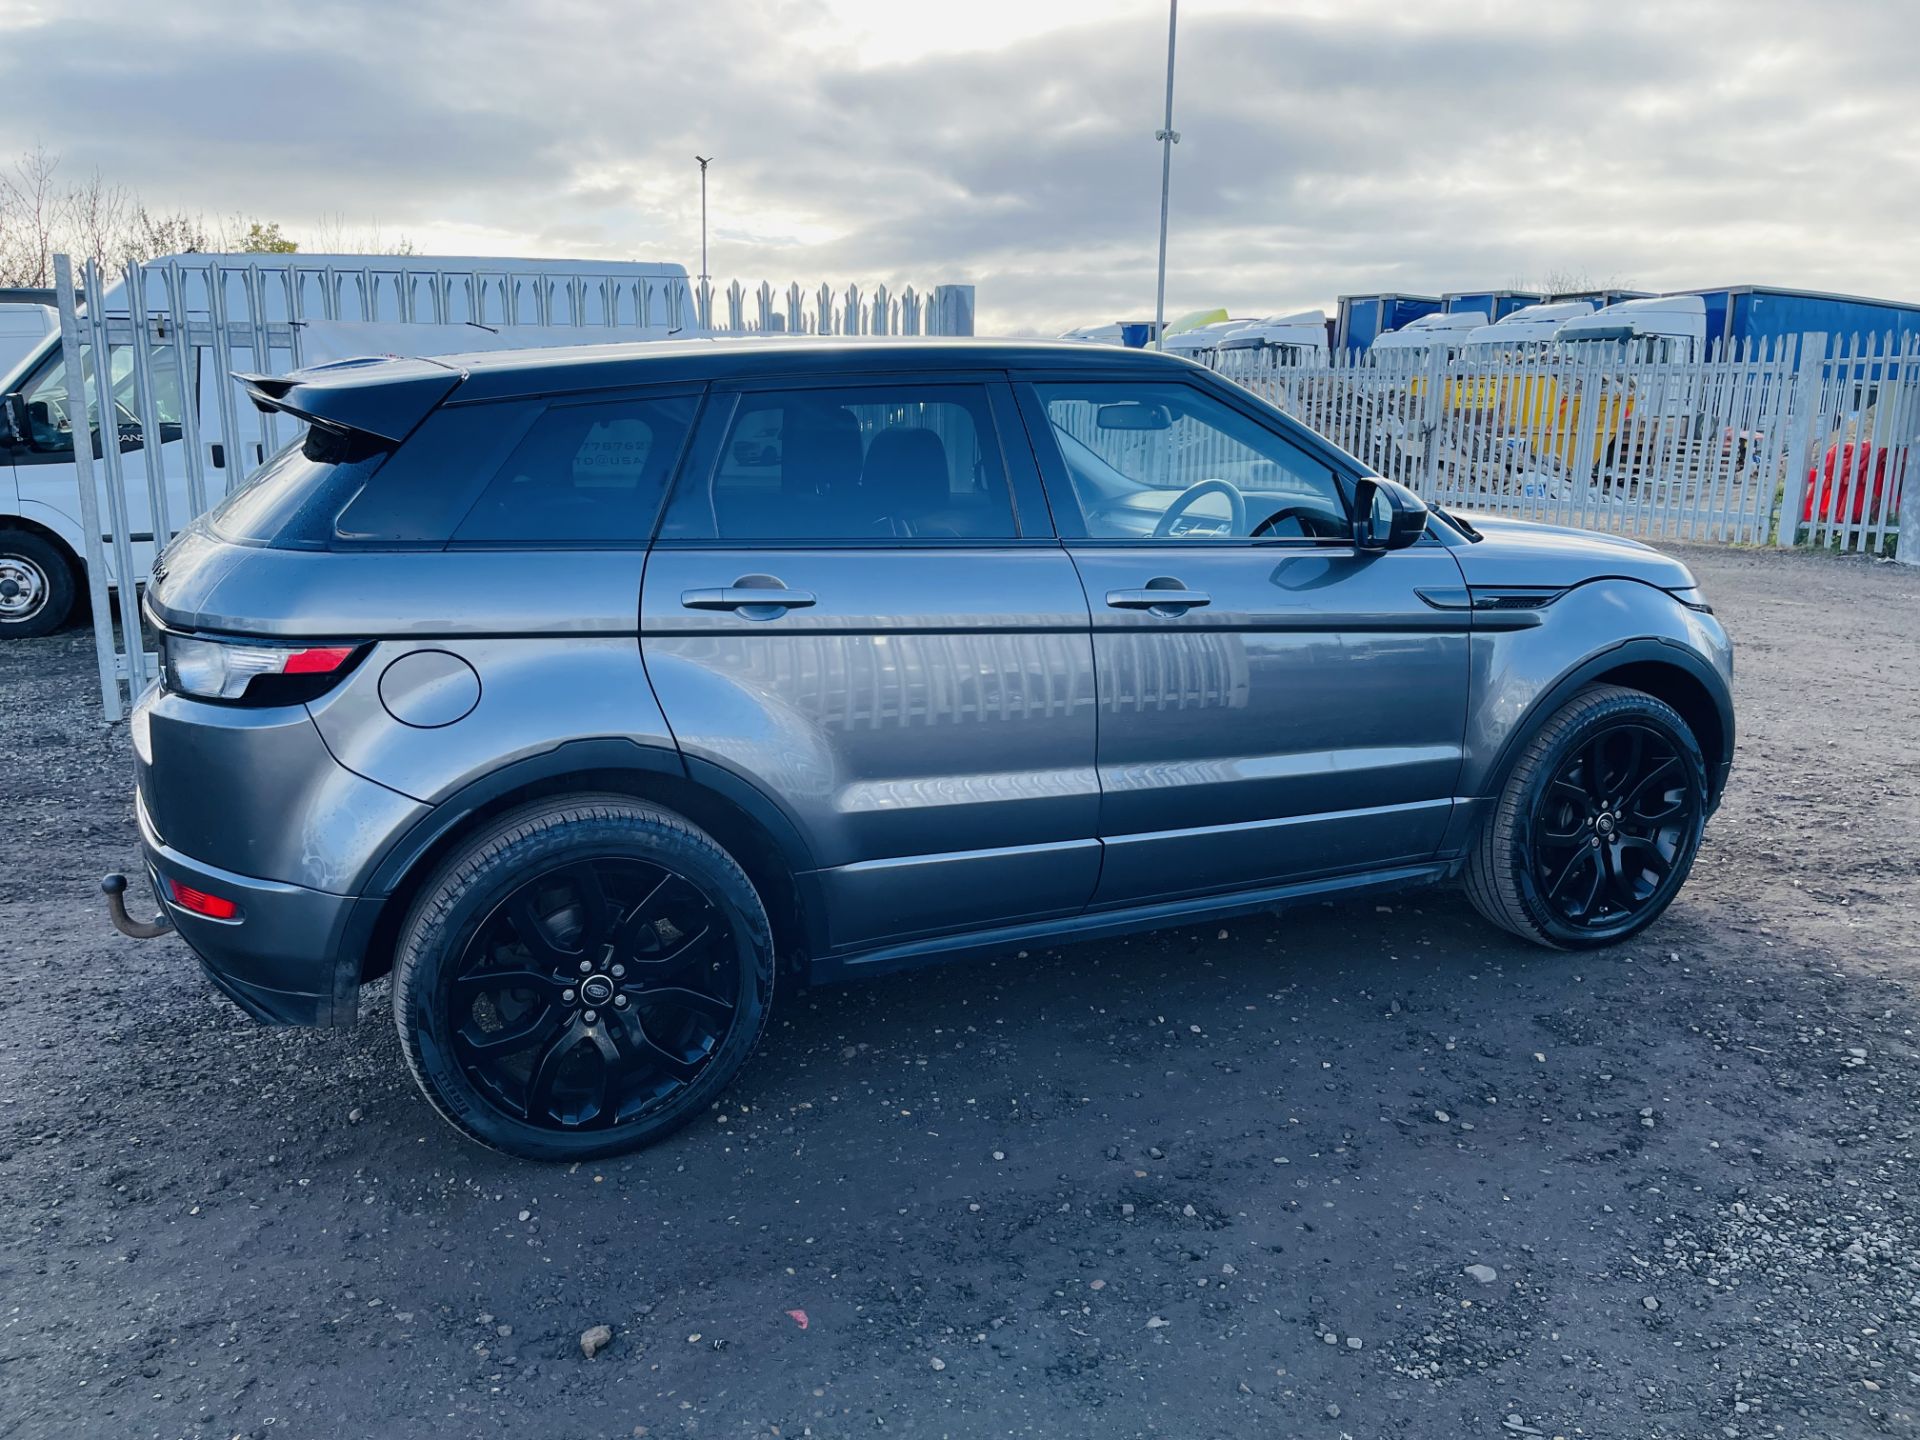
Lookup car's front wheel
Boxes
[393,796,775,1161]
[1464,684,1709,949]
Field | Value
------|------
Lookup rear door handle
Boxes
[680,584,818,614]
[1106,587,1211,611]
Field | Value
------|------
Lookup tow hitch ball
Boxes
[102,873,174,940]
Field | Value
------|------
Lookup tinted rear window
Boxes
[210,427,390,549]
[451,394,698,544]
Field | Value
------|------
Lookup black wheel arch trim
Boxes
[1480,637,1733,810]
[334,738,830,1007]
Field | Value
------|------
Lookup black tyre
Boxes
[1464,684,1708,950]
[0,529,77,638]
[394,796,775,1161]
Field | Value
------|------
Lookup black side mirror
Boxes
[1,392,25,449]
[1352,475,1429,552]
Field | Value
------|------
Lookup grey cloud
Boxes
[1,0,1913,333]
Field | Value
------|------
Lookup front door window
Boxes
[1034,381,1348,542]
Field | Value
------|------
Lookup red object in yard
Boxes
[1803,441,1905,526]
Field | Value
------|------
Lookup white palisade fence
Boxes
[1209,333,1918,557]
[47,253,973,717]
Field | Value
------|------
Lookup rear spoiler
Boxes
[235,355,463,442]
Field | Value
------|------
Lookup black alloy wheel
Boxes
[449,857,741,1130]
[394,798,774,1161]
[1464,684,1710,949]
[1528,722,1698,934]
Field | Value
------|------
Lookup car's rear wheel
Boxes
[1464,684,1708,949]
[0,529,76,638]
[393,796,774,1161]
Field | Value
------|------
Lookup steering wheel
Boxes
[1247,505,1320,539]
[1153,478,1246,538]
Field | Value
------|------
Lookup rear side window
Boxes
[662,383,1016,541]
[211,427,390,550]
[452,394,697,544]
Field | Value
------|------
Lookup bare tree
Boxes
[0,145,421,287]
[307,211,419,256]
[63,169,133,276]
[1509,267,1642,299]
[0,144,65,288]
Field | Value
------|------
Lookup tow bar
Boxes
[102,873,175,940]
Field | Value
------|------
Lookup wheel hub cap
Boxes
[579,973,615,1006]
[0,557,47,620]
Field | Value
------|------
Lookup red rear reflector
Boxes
[169,878,239,920]
[282,646,355,675]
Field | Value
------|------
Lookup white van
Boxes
[1369,310,1489,362]
[0,300,57,378]
[0,253,694,636]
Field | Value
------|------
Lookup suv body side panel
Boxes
[642,546,1100,951]
[308,635,677,813]
[149,534,645,638]
[1455,578,1734,804]
[1067,543,1471,904]
[132,680,428,893]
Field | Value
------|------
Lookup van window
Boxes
[451,394,697,544]
[17,343,186,458]
[664,383,1015,541]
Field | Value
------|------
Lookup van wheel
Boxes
[393,796,775,1162]
[0,530,76,638]
[1464,685,1708,950]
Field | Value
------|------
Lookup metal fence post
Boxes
[53,254,122,721]
[1777,332,1827,546]
[1416,346,1449,497]
[1896,336,1920,565]
[931,285,976,337]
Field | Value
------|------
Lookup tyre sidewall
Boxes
[0,531,76,638]
[397,805,774,1163]
[1508,695,1708,949]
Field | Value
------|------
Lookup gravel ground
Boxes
[2,544,1918,1440]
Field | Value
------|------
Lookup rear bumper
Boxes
[137,789,363,1027]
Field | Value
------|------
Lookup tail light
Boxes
[160,633,366,705]
[168,878,240,921]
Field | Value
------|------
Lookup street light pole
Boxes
[694,155,712,289]
[1151,0,1179,351]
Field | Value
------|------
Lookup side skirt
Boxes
[811,859,1458,984]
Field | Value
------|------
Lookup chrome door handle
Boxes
[680,585,818,613]
[1106,587,1211,611]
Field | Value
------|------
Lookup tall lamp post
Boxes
[1151,0,1179,351]
[694,155,713,290]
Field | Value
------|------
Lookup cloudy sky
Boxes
[2,0,1915,333]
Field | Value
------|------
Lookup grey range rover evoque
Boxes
[122,337,1733,1160]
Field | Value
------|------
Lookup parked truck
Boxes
[1334,292,1440,354]
[1673,284,1920,355]
[1443,289,1542,322]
